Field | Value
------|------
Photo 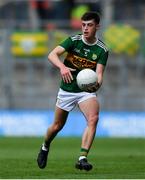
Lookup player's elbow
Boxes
[48,51,53,61]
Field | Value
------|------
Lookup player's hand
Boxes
[60,66,76,83]
[85,82,100,93]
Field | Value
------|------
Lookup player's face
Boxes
[81,20,99,40]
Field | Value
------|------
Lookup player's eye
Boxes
[88,23,93,27]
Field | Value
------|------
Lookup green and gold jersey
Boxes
[59,34,108,92]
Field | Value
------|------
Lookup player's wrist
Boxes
[97,80,102,87]
[95,82,101,91]
[59,63,66,70]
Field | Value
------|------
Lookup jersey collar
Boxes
[82,35,98,46]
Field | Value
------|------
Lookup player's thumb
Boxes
[68,67,76,71]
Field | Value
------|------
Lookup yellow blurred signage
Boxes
[11,31,48,57]
[104,24,140,56]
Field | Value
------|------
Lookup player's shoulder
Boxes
[97,39,108,53]
[70,34,82,41]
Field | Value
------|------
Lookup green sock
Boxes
[80,148,89,157]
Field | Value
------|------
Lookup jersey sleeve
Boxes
[59,37,73,51]
[98,50,109,66]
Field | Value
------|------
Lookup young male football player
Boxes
[37,11,108,171]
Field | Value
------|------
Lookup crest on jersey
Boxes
[92,53,97,60]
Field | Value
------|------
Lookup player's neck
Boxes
[86,37,96,43]
[82,35,97,45]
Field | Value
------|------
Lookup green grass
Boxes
[0,137,145,179]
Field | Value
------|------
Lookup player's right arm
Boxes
[48,46,75,83]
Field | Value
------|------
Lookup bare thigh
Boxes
[78,97,99,123]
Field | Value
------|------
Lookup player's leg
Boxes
[44,106,69,148]
[79,97,99,150]
[76,96,99,171]
[37,106,69,169]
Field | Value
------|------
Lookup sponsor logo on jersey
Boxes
[66,53,96,69]
[83,48,90,56]
[83,48,90,52]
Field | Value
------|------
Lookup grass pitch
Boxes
[0,137,145,179]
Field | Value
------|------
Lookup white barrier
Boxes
[0,110,145,137]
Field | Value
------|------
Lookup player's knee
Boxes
[88,114,99,127]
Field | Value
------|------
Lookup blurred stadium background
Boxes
[0,0,145,137]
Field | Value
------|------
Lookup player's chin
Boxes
[83,33,89,37]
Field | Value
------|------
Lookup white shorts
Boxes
[56,88,97,112]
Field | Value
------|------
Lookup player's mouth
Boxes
[84,32,89,36]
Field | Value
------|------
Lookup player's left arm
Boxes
[96,49,108,89]
[96,63,105,88]
[86,50,108,93]
[85,64,105,93]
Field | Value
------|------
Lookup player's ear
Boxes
[96,24,100,30]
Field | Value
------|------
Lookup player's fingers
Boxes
[68,71,73,81]
[86,85,97,93]
[93,85,99,92]
[62,75,66,83]
[66,74,72,83]
[63,67,75,81]
[68,67,76,72]
[62,74,72,83]
[86,87,93,93]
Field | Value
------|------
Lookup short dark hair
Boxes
[81,11,100,24]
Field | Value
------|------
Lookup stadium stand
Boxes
[0,0,145,111]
